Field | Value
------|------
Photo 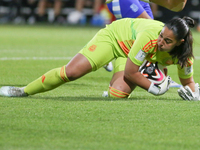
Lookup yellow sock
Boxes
[109,87,130,98]
[24,66,69,95]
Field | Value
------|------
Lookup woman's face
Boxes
[157,26,183,52]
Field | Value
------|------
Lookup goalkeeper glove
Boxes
[177,83,200,101]
[148,76,171,95]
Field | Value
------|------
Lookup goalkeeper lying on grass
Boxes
[0,16,199,100]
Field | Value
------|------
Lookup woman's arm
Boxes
[125,58,171,95]
[124,58,151,90]
[151,0,187,12]
[179,76,195,91]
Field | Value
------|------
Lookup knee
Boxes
[65,70,77,81]
[65,66,81,81]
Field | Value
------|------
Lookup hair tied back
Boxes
[182,16,195,28]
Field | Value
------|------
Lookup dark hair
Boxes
[165,16,195,68]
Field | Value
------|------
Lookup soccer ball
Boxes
[139,60,167,84]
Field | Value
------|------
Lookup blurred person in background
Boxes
[0,0,24,24]
[107,0,153,20]
[67,0,103,25]
[0,0,38,24]
[37,0,64,24]
[106,0,187,12]
[26,0,38,24]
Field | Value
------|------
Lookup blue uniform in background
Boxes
[107,0,153,19]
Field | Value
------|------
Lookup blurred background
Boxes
[0,0,200,30]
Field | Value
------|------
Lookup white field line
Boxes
[0,56,200,61]
[0,57,73,60]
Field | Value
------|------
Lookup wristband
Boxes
[148,82,160,95]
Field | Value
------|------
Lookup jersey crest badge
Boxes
[135,50,147,61]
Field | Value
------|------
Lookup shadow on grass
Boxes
[0,84,181,101]
[18,95,180,102]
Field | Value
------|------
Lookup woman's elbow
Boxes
[124,71,139,83]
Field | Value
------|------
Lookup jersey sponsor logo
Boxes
[88,45,97,52]
[184,66,193,75]
[135,50,147,61]
[130,3,139,12]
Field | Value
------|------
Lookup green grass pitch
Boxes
[0,24,200,150]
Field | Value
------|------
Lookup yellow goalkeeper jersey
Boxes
[107,18,193,79]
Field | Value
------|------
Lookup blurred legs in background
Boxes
[0,0,25,24]
[37,0,64,24]
[67,0,103,25]
[27,0,37,24]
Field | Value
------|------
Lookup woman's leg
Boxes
[37,0,47,17]
[24,53,92,95]
[0,26,116,97]
[108,71,137,98]
[54,0,62,17]
[108,57,137,98]
[24,25,116,96]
